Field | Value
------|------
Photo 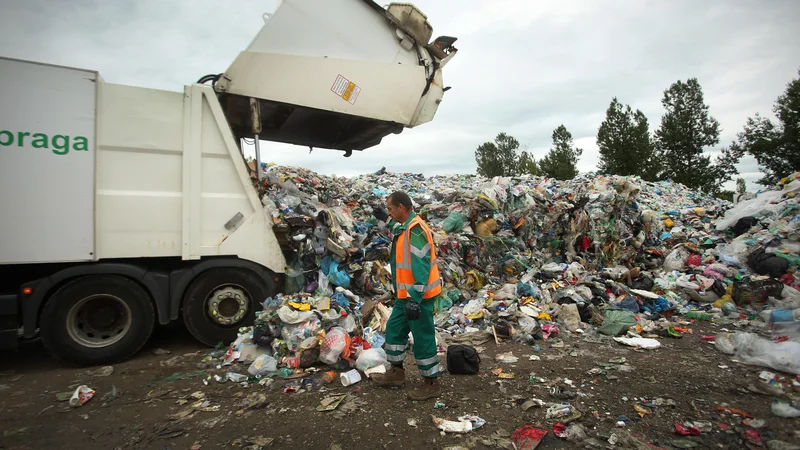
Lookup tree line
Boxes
[474,70,800,192]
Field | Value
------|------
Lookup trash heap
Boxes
[213,168,800,385]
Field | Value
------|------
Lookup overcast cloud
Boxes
[1,0,798,191]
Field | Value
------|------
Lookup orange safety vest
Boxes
[395,215,442,299]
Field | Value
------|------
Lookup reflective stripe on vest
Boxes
[395,216,442,299]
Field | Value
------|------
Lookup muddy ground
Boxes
[0,321,798,450]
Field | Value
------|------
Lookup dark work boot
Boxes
[372,365,405,387]
[407,377,440,401]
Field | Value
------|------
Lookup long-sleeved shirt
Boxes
[389,211,433,304]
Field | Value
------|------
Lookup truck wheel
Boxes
[182,268,275,347]
[40,275,155,366]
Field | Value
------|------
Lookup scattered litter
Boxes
[317,394,347,412]
[511,425,548,450]
[495,352,518,364]
[613,336,661,349]
[69,385,95,407]
[431,415,486,433]
[89,366,114,377]
[100,385,122,404]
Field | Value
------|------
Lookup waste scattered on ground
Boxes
[431,415,486,433]
[317,394,347,412]
[123,167,800,447]
[89,366,114,377]
[100,385,122,404]
[69,385,95,407]
[511,425,548,450]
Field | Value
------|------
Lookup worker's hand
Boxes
[404,300,421,321]
[373,206,388,222]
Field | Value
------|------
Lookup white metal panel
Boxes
[248,0,417,65]
[183,85,286,273]
[0,57,96,264]
[96,82,285,274]
[223,52,426,125]
[96,83,184,257]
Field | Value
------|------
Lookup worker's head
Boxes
[387,191,413,223]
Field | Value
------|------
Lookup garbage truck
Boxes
[0,0,458,365]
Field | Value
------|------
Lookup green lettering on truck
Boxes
[32,133,48,148]
[73,136,88,151]
[52,135,69,155]
[0,129,89,155]
[0,130,12,146]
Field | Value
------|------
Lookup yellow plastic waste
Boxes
[466,270,485,290]
[664,218,674,228]
[476,193,498,210]
[476,218,499,237]
[712,295,734,309]
[316,297,331,310]
[288,301,311,311]
[538,312,552,321]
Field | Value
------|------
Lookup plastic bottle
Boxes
[686,311,711,321]
[322,371,337,384]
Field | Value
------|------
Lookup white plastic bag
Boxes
[248,354,277,377]
[319,327,348,365]
[663,248,689,271]
[613,336,661,349]
[339,314,357,333]
[772,401,800,418]
[277,305,314,324]
[731,332,800,375]
[355,348,387,371]
[493,284,517,300]
[559,303,581,331]
[714,333,735,355]
[463,298,485,316]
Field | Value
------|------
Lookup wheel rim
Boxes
[206,284,250,326]
[66,294,132,348]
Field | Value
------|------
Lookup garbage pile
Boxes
[213,168,800,384]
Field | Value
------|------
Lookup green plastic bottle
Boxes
[686,311,711,321]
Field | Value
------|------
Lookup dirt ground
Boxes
[0,322,798,450]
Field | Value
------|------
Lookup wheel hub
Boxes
[207,286,249,325]
[66,295,132,348]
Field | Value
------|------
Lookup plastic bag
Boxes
[517,315,539,335]
[339,314,357,333]
[319,327,348,365]
[598,309,637,336]
[559,303,581,331]
[663,247,689,271]
[355,348,387,371]
[281,318,320,351]
[327,262,351,288]
[463,298,485,317]
[277,305,314,325]
[494,284,517,300]
[730,332,800,375]
[442,212,465,232]
[248,354,278,377]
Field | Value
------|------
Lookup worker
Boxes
[373,191,443,400]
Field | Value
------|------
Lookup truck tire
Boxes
[40,275,155,366]
[182,268,275,347]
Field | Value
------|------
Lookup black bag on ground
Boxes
[747,247,789,278]
[447,345,481,375]
[733,216,759,236]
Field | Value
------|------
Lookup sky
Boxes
[1,0,798,191]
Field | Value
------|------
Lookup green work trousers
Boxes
[383,298,440,378]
